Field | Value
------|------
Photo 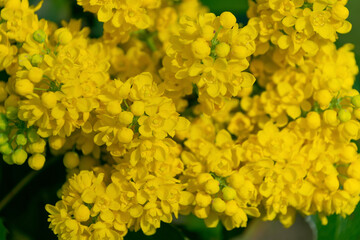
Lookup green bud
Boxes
[16,134,27,146]
[3,154,14,165]
[31,54,43,66]
[5,106,18,120]
[0,133,8,145]
[352,95,360,108]
[0,143,13,155]
[33,29,46,43]
[0,113,8,131]
[27,128,40,143]
[11,148,28,165]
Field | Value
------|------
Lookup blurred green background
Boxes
[0,0,359,240]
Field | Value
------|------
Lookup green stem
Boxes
[0,170,37,212]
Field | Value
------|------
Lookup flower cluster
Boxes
[0,0,359,239]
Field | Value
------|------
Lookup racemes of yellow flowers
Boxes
[0,0,359,239]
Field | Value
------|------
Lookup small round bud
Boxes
[63,152,80,169]
[220,12,237,29]
[28,154,45,170]
[0,143,13,155]
[33,29,46,43]
[215,42,230,58]
[352,95,360,108]
[231,45,249,59]
[28,67,43,83]
[344,178,360,195]
[354,108,360,120]
[117,127,134,143]
[212,198,226,212]
[27,139,46,154]
[56,29,73,45]
[3,154,14,165]
[130,101,145,116]
[31,54,43,66]
[41,92,57,109]
[204,179,220,195]
[191,38,211,59]
[222,186,236,201]
[195,192,212,207]
[118,111,133,125]
[5,106,18,120]
[224,200,239,216]
[323,109,338,126]
[48,136,66,150]
[16,134,27,146]
[0,133,8,145]
[338,109,352,122]
[324,174,339,192]
[74,205,90,222]
[332,3,349,20]
[12,148,28,165]
[15,79,34,96]
[306,111,321,129]
[106,101,122,115]
[348,161,360,178]
[314,89,332,108]
[197,173,213,185]
[228,172,245,189]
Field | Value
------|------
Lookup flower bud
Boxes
[212,198,226,212]
[118,111,133,125]
[222,186,236,201]
[191,38,211,59]
[117,127,134,143]
[0,133,8,145]
[15,79,34,96]
[215,42,230,58]
[204,179,220,195]
[16,134,27,146]
[344,178,360,195]
[74,204,90,222]
[352,95,360,108]
[338,109,352,122]
[130,101,145,116]
[324,174,339,192]
[63,152,80,169]
[28,67,43,83]
[33,29,46,43]
[306,112,321,129]
[195,191,212,207]
[49,136,66,150]
[0,143,13,155]
[5,106,18,120]
[41,92,57,109]
[28,154,45,170]
[106,101,122,115]
[314,89,332,108]
[12,148,28,165]
[220,12,237,29]
[323,109,338,126]
[31,54,43,66]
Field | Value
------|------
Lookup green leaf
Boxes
[124,223,185,240]
[0,218,7,239]
[312,203,360,240]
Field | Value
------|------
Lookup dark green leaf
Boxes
[0,218,7,240]
[312,203,360,240]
